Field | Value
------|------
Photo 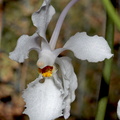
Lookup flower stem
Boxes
[102,0,120,31]
[49,0,80,50]
[95,13,114,120]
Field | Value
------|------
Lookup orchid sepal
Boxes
[9,33,41,63]
[56,57,78,119]
[63,32,113,62]
[32,0,55,40]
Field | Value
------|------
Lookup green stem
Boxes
[95,13,114,120]
[102,0,120,31]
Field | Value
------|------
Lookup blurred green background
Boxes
[0,0,120,120]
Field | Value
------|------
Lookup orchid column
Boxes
[9,0,113,120]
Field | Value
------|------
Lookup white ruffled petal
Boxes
[9,33,41,63]
[117,100,120,119]
[32,1,55,39]
[56,57,78,119]
[22,77,63,120]
[63,32,113,62]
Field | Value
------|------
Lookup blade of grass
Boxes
[95,12,114,120]
[102,0,120,31]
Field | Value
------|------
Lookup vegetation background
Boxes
[0,0,120,120]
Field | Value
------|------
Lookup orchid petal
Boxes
[53,73,64,93]
[117,100,120,119]
[63,32,113,62]
[32,1,55,39]
[9,33,40,63]
[56,57,78,119]
[22,77,63,120]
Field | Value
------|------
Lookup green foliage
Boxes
[102,0,120,31]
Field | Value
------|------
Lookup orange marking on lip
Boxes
[38,66,53,77]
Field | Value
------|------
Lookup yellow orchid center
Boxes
[38,66,53,77]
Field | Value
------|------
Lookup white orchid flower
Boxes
[117,100,120,119]
[9,0,113,120]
